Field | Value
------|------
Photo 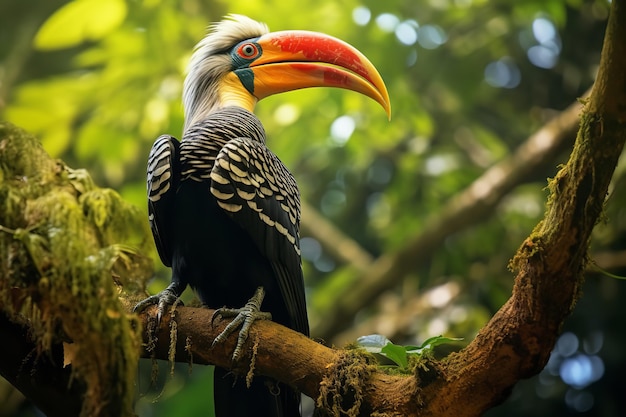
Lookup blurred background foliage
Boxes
[1,0,625,416]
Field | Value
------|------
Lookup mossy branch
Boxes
[0,122,153,417]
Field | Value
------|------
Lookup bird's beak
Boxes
[246,30,391,119]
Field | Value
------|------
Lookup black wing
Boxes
[209,137,309,336]
[147,134,180,267]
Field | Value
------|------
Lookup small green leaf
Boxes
[357,334,462,368]
[381,343,409,368]
[35,0,127,50]
[406,335,464,355]
[401,345,422,352]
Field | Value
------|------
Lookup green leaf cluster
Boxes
[357,334,462,371]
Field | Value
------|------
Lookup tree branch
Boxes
[136,304,426,416]
[314,88,586,339]
[0,312,84,417]
[333,247,625,345]
[0,122,149,417]
[429,1,626,414]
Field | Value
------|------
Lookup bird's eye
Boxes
[238,43,259,59]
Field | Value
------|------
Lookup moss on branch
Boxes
[0,122,153,417]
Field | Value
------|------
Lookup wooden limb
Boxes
[314,86,586,340]
[333,247,625,345]
[137,304,424,416]
[0,312,84,417]
[426,0,626,414]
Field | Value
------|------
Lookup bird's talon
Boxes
[211,287,271,361]
[210,308,222,326]
[133,286,183,324]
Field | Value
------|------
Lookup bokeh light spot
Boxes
[484,58,521,88]
[395,20,418,45]
[376,13,400,33]
[352,6,371,26]
[330,115,356,145]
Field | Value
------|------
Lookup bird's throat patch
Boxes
[219,72,257,112]
[234,68,255,95]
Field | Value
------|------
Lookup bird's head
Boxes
[183,14,391,130]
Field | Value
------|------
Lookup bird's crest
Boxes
[205,15,269,51]
[183,15,269,130]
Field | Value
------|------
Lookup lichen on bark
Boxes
[0,122,153,417]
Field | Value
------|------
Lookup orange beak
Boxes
[247,30,391,119]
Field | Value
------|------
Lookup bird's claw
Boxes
[211,286,272,362]
[133,285,183,324]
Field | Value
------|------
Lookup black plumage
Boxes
[146,107,308,416]
[137,13,390,417]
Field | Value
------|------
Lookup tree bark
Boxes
[0,312,84,417]
[311,89,585,340]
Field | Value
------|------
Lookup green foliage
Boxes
[35,0,127,50]
[357,334,462,371]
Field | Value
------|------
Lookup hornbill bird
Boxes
[134,14,390,417]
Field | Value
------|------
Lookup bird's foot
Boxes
[133,282,184,323]
[211,286,272,362]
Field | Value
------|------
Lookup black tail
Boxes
[214,367,300,417]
